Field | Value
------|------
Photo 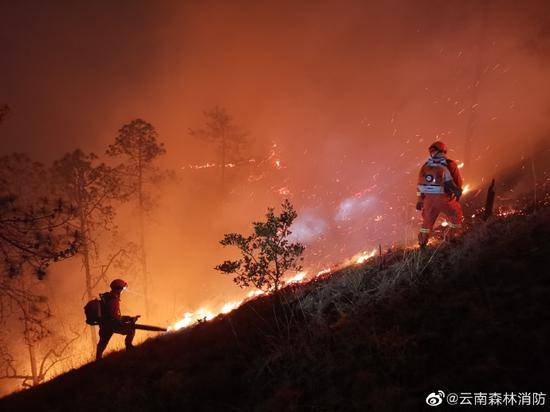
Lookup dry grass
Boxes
[1,206,549,411]
[297,207,549,325]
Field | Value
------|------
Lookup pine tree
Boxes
[189,106,247,193]
[51,150,122,349]
[107,119,166,317]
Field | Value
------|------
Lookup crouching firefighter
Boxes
[416,141,464,248]
[95,279,139,360]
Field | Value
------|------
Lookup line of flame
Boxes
[167,247,378,332]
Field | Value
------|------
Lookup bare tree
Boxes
[87,242,139,296]
[0,276,80,388]
[0,112,80,389]
[106,119,166,318]
[50,149,123,349]
[189,106,248,193]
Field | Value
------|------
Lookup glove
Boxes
[453,188,463,201]
[121,315,140,323]
[416,201,424,211]
[445,180,462,201]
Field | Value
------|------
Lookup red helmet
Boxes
[110,279,128,291]
[429,141,448,154]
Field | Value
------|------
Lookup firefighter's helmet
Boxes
[429,141,447,154]
[110,278,128,291]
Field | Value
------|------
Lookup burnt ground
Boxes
[1,205,549,411]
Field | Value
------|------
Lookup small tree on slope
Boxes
[215,199,305,293]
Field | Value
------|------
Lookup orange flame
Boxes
[354,248,378,264]
[167,248,378,331]
[284,271,307,284]
[316,267,332,277]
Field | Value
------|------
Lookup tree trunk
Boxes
[274,257,280,292]
[138,153,150,318]
[22,303,40,386]
[26,341,39,386]
[482,179,496,221]
[530,138,537,211]
[221,132,226,194]
[79,210,97,351]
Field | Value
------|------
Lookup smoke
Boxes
[335,195,375,222]
[1,1,550,390]
[289,210,327,243]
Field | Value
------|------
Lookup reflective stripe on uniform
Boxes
[418,184,445,194]
[419,228,430,233]
[448,223,461,229]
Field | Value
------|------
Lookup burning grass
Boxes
[2,203,549,411]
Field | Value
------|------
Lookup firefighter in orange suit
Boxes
[96,279,139,360]
[416,141,464,248]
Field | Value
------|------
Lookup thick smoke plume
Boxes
[1,0,550,395]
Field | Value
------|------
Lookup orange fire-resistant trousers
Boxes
[418,194,464,246]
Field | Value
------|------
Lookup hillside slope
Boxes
[1,207,549,411]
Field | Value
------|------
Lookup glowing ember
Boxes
[496,207,520,217]
[182,161,243,170]
[182,142,284,173]
[248,173,265,182]
[182,162,217,170]
[457,162,464,169]
[277,186,291,195]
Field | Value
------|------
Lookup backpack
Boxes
[84,298,103,325]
